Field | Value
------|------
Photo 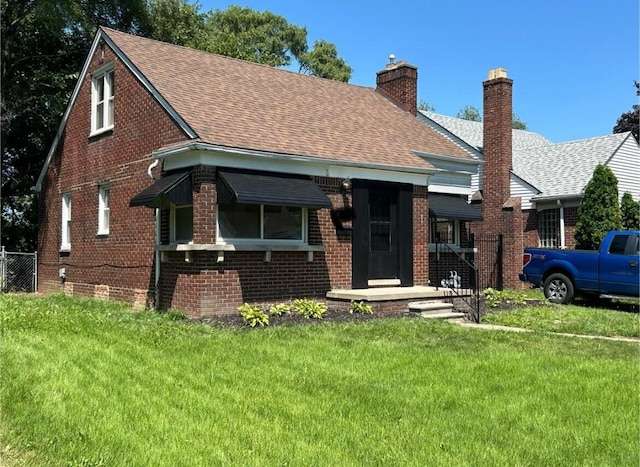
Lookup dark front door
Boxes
[368,189,398,279]
[352,181,413,289]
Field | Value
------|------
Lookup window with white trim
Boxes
[98,185,110,235]
[538,209,559,248]
[61,193,71,250]
[170,205,193,243]
[91,64,114,134]
[430,218,460,247]
[217,201,306,243]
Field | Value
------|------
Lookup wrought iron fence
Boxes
[0,247,37,293]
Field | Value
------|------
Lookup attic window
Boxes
[91,63,114,135]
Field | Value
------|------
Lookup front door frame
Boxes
[351,180,413,289]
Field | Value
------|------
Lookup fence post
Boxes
[1,246,5,292]
[497,234,504,290]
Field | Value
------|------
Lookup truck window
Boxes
[632,236,640,256]
[608,235,628,255]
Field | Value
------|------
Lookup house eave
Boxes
[154,142,441,186]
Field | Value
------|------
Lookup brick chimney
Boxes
[482,68,513,210]
[376,55,418,116]
[478,68,524,290]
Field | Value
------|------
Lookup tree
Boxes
[202,6,351,81]
[146,0,207,49]
[512,113,528,130]
[417,100,435,112]
[620,192,640,230]
[456,105,481,122]
[574,164,623,250]
[613,81,639,141]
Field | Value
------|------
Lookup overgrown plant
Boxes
[238,303,269,327]
[292,299,327,319]
[269,303,292,316]
[349,301,373,314]
[483,288,529,308]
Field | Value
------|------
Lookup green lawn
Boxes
[1,294,638,466]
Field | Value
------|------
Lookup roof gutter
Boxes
[531,193,582,202]
[153,142,440,177]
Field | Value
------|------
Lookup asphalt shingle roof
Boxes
[515,133,631,196]
[103,27,474,171]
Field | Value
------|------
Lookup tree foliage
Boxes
[613,81,639,141]
[418,100,435,112]
[456,105,482,122]
[1,1,351,251]
[512,113,527,130]
[620,192,640,230]
[574,164,623,250]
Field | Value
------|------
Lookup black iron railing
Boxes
[433,240,481,323]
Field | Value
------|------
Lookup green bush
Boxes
[621,192,640,230]
[269,303,292,316]
[349,300,373,314]
[292,299,327,319]
[238,303,269,327]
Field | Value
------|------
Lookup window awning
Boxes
[428,194,482,221]
[217,168,332,209]
[129,171,192,208]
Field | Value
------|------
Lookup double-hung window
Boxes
[61,193,71,250]
[217,201,306,243]
[98,185,110,235]
[538,209,559,248]
[91,64,114,135]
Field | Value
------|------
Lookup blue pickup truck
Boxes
[520,230,640,304]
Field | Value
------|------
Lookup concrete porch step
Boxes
[408,301,467,320]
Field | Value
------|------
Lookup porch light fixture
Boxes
[341,178,352,193]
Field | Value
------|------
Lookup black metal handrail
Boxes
[434,239,481,323]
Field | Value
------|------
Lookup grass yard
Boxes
[1,294,639,466]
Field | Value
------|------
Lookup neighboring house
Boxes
[419,69,640,289]
[35,27,480,317]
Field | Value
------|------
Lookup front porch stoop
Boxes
[407,301,467,320]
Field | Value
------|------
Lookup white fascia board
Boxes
[428,185,475,195]
[158,144,436,186]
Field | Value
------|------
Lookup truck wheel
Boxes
[543,273,574,304]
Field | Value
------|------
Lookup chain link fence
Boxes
[1,247,37,293]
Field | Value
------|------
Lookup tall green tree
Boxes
[574,164,623,250]
[512,113,528,130]
[146,0,206,48]
[613,81,639,141]
[417,100,435,112]
[620,192,640,230]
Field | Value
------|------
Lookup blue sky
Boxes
[201,1,639,143]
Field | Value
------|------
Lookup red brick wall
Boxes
[375,62,418,116]
[38,40,188,303]
[564,207,578,249]
[413,186,428,285]
[523,209,539,248]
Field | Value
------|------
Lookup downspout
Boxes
[147,159,161,309]
[557,199,566,249]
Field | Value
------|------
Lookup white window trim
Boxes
[216,205,309,246]
[97,185,110,235]
[170,204,194,244]
[61,193,71,250]
[90,63,115,136]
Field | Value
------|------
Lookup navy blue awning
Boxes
[217,168,332,209]
[129,171,192,208]
[429,194,482,221]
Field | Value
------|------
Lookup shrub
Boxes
[292,299,327,319]
[483,288,528,308]
[621,192,640,230]
[238,303,269,327]
[349,300,373,314]
[269,303,292,316]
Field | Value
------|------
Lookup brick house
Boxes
[420,68,640,288]
[35,27,481,317]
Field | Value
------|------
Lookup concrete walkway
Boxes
[449,318,640,343]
